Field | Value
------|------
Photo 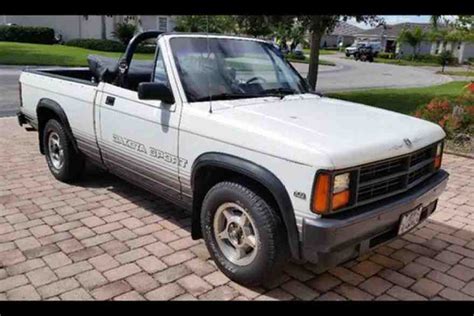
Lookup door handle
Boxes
[105,96,115,106]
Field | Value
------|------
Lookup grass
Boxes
[303,48,337,55]
[327,81,469,115]
[373,57,440,67]
[0,42,154,66]
[436,70,474,77]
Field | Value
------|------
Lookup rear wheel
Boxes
[201,181,289,286]
[43,119,85,182]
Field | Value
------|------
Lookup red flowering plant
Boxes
[414,84,473,139]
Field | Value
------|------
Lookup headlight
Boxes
[312,172,352,214]
[434,142,443,169]
[334,173,350,193]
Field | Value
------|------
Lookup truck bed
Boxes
[24,67,98,86]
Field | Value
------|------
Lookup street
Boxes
[0,55,453,117]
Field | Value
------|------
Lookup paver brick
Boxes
[76,269,107,290]
[411,278,444,298]
[88,253,120,272]
[43,252,72,269]
[91,280,132,300]
[103,263,141,282]
[55,261,93,278]
[26,267,58,287]
[0,275,29,292]
[145,283,184,300]
[7,284,41,300]
[126,272,159,293]
[136,256,167,274]
[1,118,473,301]
[199,285,238,300]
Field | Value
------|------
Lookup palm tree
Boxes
[398,26,426,60]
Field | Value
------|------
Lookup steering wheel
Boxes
[246,76,267,85]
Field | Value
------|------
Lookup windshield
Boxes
[170,37,309,102]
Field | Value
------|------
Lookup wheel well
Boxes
[37,107,61,155]
[191,165,283,240]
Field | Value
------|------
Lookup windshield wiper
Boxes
[194,93,270,102]
[260,88,297,98]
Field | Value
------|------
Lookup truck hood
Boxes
[207,94,445,169]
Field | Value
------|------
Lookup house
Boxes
[354,22,474,63]
[1,15,176,41]
[320,21,363,48]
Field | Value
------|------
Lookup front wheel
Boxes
[201,181,289,286]
[43,119,85,182]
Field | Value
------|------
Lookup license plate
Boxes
[398,205,423,235]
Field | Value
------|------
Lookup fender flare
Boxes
[191,152,301,260]
[36,98,78,155]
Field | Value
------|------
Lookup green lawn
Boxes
[327,81,469,114]
[436,70,474,77]
[303,48,337,55]
[373,57,440,67]
[0,42,154,66]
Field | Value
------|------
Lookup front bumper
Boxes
[301,169,449,269]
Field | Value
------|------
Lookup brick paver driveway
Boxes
[1,117,473,301]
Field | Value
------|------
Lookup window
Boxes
[158,17,168,32]
[154,49,170,88]
[170,37,308,102]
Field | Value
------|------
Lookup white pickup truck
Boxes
[17,31,449,286]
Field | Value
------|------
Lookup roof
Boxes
[327,21,364,36]
[355,22,437,38]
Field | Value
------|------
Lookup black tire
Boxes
[201,181,289,286]
[43,119,85,182]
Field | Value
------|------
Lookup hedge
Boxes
[65,39,125,52]
[65,38,157,54]
[0,25,55,44]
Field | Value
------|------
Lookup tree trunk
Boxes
[100,15,107,40]
[307,30,323,91]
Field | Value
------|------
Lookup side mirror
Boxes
[138,82,174,104]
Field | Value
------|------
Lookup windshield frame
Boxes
[167,34,310,104]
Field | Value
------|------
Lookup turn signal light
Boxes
[312,173,330,214]
[332,190,350,210]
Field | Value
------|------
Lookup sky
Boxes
[347,15,432,29]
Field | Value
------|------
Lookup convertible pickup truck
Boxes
[17,31,449,286]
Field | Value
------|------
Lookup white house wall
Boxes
[459,42,474,63]
[399,41,432,56]
[2,15,176,41]
[79,16,115,40]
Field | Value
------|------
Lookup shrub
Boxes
[112,22,137,45]
[65,38,156,54]
[0,25,55,44]
[286,52,305,60]
[65,39,125,52]
[415,89,474,138]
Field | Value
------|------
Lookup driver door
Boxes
[96,40,185,206]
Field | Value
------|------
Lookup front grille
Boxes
[355,143,438,205]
